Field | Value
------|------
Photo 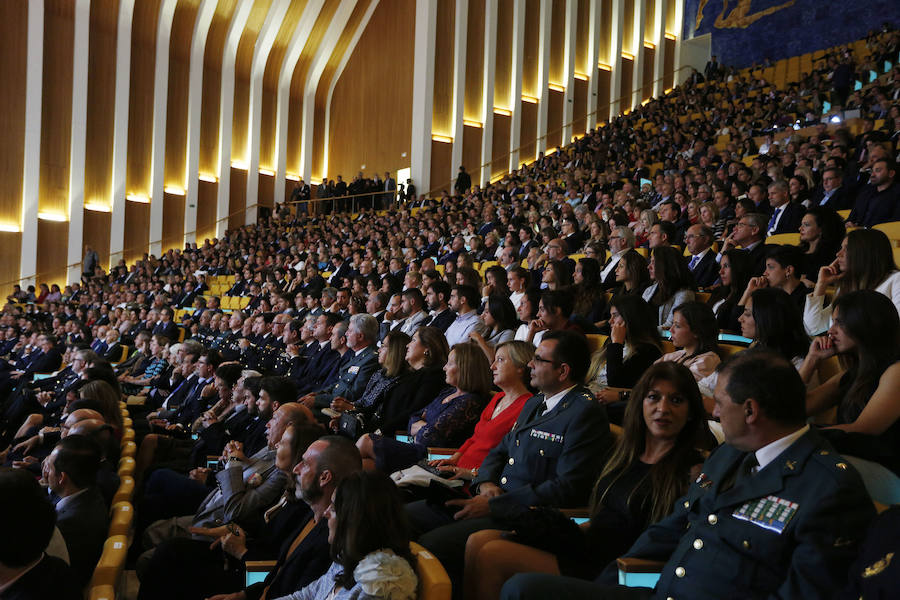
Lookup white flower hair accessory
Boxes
[353,549,418,599]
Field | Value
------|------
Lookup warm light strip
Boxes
[664,32,676,40]
[38,211,68,222]
[285,173,301,181]
[641,98,652,106]
[548,82,565,92]
[492,107,512,117]
[126,193,150,203]
[664,88,674,94]
[84,203,112,213]
[597,63,612,71]
[164,185,186,196]
[573,72,589,81]
[644,41,656,49]
[621,52,635,60]
[258,168,275,176]
[198,173,217,183]
[521,95,538,104]
[0,223,21,233]
[431,134,454,143]
[463,119,483,128]
[230,160,248,170]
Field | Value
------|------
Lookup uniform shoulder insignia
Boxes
[862,552,894,578]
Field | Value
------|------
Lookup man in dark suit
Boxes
[326,254,352,287]
[847,158,900,228]
[299,314,380,412]
[704,54,721,80]
[766,181,805,236]
[45,434,110,589]
[812,167,851,209]
[152,307,179,341]
[407,331,614,584]
[0,469,81,600]
[517,226,538,260]
[720,213,771,276]
[501,350,875,600]
[600,226,635,289]
[455,166,472,195]
[240,436,363,600]
[383,171,396,207]
[685,224,720,288]
[425,280,456,333]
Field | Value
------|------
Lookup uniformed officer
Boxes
[500,349,876,600]
[407,330,614,585]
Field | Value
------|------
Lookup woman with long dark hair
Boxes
[570,257,606,326]
[798,206,844,286]
[804,228,900,335]
[595,249,650,332]
[642,246,696,329]
[463,362,712,600]
[588,296,662,411]
[802,290,900,473]
[655,301,721,384]
[513,289,542,342]
[706,249,752,333]
[274,471,417,600]
[470,295,518,361]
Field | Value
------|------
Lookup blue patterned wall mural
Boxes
[682,0,900,68]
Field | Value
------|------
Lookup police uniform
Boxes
[625,427,874,599]
[474,385,614,510]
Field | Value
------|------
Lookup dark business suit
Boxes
[56,486,110,588]
[688,251,719,288]
[767,202,805,235]
[2,554,81,600]
[426,309,456,333]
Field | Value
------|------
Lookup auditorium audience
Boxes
[464,362,713,600]
[1,27,898,598]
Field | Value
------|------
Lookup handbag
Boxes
[337,411,365,440]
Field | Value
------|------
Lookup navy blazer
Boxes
[619,429,875,599]
[473,385,614,511]
[314,345,379,407]
[56,486,110,588]
[769,202,805,235]
[689,251,720,288]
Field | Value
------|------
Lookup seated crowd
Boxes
[2,28,900,600]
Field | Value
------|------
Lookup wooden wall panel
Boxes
[643,47,655,101]
[231,0,272,165]
[259,0,306,171]
[494,0,513,109]
[127,0,162,196]
[0,2,28,226]
[463,0,484,121]
[84,0,118,208]
[521,0,540,97]
[644,0,656,40]
[311,0,371,180]
[432,0,455,136]
[575,0,590,73]
[327,0,414,179]
[664,38,675,90]
[596,68,611,123]
[163,1,199,189]
[620,57,634,110]
[83,210,112,271]
[257,173,274,209]
[573,78,587,136]
[228,166,246,230]
[623,0,635,53]
[162,191,185,252]
[196,180,217,242]
[0,234,22,292]
[287,0,340,176]
[462,125,482,183]
[491,114,511,180]
[600,0,612,63]
[123,201,150,264]
[546,89,563,150]
[199,0,237,176]
[549,0,565,84]
[39,0,76,214]
[429,139,453,194]
[36,221,69,287]
[519,100,537,165]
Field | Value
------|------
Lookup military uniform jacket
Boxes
[314,345,378,407]
[625,428,875,600]
[473,385,613,511]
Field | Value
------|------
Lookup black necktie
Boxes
[723,452,758,491]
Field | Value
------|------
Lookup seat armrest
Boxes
[616,557,666,573]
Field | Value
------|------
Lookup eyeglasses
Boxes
[532,355,561,366]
